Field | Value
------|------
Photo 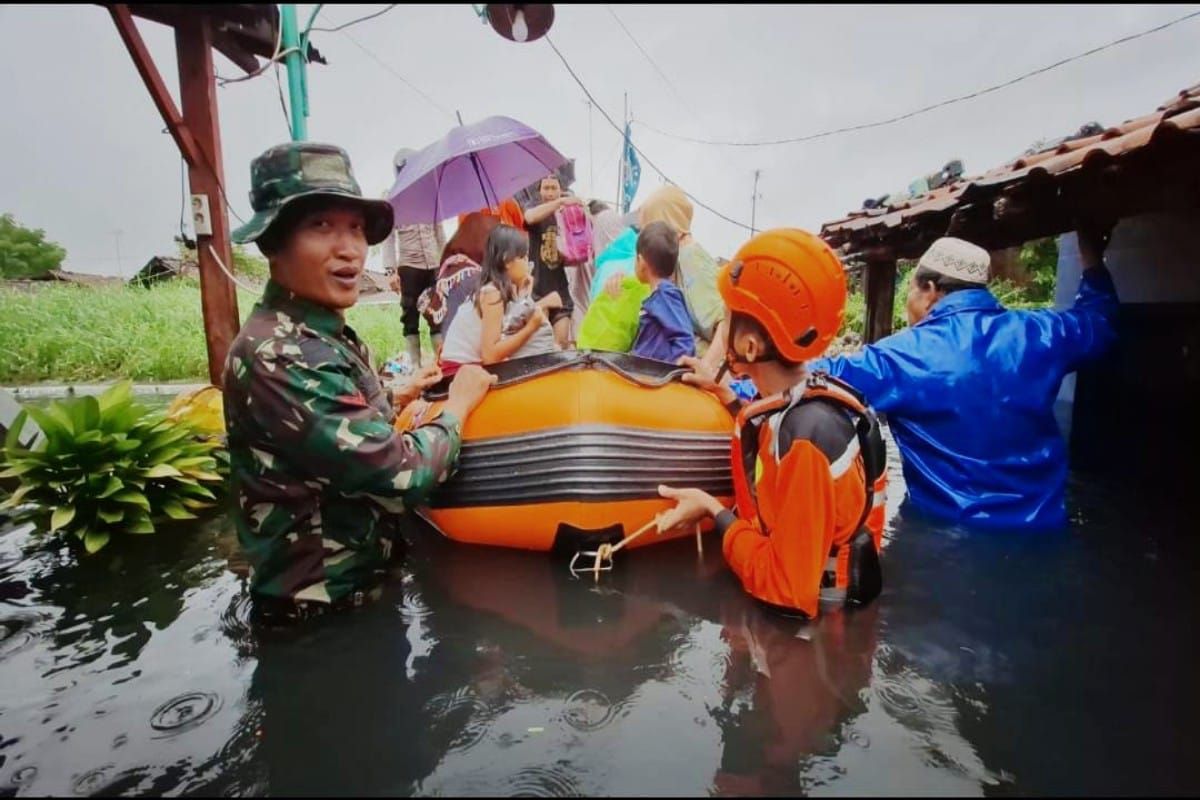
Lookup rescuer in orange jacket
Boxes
[657,229,888,619]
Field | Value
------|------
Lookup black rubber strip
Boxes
[429,424,735,508]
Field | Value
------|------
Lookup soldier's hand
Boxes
[446,364,497,419]
[414,362,443,386]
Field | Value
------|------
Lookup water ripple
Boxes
[0,609,50,661]
[398,589,432,623]
[423,688,491,753]
[10,765,38,787]
[506,764,581,797]
[71,765,113,796]
[561,689,624,733]
[149,691,223,737]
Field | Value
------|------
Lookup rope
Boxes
[587,516,660,580]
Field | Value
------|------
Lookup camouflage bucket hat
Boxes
[231,142,394,246]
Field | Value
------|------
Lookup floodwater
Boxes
[0,422,1197,797]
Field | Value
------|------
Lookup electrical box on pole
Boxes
[191,194,213,236]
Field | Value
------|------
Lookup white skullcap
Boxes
[917,237,990,284]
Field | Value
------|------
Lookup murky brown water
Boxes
[0,422,1196,796]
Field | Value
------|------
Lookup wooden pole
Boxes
[176,17,240,387]
[863,255,898,343]
[109,5,240,386]
[108,5,206,170]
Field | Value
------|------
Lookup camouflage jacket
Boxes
[222,280,461,604]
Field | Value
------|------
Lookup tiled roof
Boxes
[821,82,1200,244]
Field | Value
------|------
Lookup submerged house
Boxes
[820,81,1200,490]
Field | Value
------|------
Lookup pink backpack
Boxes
[555,204,594,266]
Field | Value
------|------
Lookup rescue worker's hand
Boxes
[390,363,442,408]
[604,272,626,299]
[657,485,725,532]
[677,355,738,407]
[445,364,497,420]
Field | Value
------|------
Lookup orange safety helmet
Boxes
[718,228,847,363]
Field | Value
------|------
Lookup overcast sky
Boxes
[1,4,1197,277]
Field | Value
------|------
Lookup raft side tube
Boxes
[430,425,733,508]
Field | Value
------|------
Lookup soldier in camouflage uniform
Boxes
[224,142,495,622]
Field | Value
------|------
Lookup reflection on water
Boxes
[0,423,1196,795]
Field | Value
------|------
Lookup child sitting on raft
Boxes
[439,224,561,377]
[629,221,696,363]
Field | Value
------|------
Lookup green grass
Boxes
[0,280,425,385]
[1,238,1061,383]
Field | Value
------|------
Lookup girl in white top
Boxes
[439,224,561,375]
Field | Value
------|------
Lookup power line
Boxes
[215,14,291,87]
[273,63,292,136]
[635,8,1200,148]
[604,5,698,123]
[542,35,753,232]
[340,30,457,121]
[309,4,400,34]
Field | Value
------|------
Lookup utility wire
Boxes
[340,30,457,121]
[604,5,699,123]
[309,4,400,33]
[635,8,1200,147]
[543,35,753,232]
[179,157,190,245]
[215,13,291,86]
[273,63,292,135]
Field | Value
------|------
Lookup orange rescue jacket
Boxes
[716,372,887,618]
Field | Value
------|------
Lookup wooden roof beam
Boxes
[107,3,206,170]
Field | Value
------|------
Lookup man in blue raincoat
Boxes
[808,224,1118,529]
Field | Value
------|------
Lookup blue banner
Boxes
[621,123,641,214]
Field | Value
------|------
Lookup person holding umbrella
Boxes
[387,116,575,346]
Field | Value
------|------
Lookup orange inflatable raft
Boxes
[399,352,735,556]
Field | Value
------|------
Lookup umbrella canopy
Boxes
[387,115,569,225]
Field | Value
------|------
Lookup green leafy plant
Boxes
[0,382,226,553]
[0,213,66,279]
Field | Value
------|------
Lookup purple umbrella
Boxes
[387,115,569,225]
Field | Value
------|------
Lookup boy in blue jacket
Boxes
[630,221,696,363]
